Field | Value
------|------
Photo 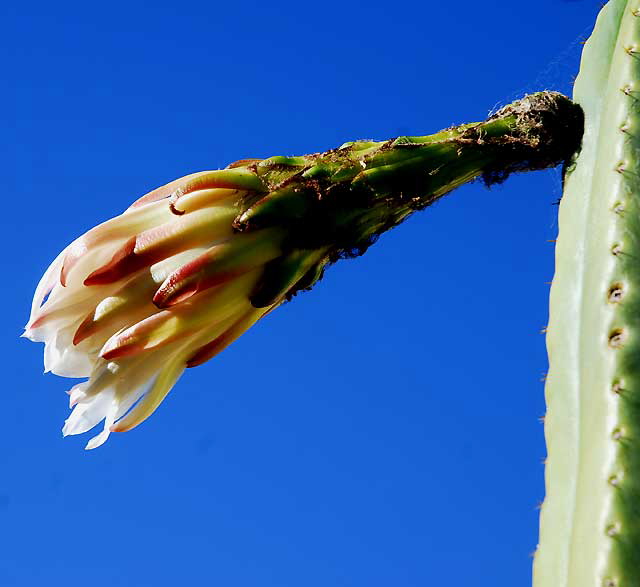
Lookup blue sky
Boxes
[5,1,597,585]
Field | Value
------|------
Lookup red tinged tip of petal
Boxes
[131,171,252,211]
[154,283,199,307]
[185,330,238,368]
[101,342,146,361]
[185,313,253,368]
[127,173,204,209]
[152,253,241,308]
[99,312,172,361]
[83,237,146,286]
[72,313,97,345]
[100,331,149,361]
[159,271,240,307]
[60,242,88,287]
[28,312,50,330]
[129,187,176,209]
[60,261,70,287]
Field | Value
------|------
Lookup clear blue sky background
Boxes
[4,1,598,585]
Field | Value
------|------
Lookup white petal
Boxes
[61,238,129,289]
[63,388,115,437]
[112,360,185,432]
[50,346,95,378]
[67,382,89,407]
[43,326,95,377]
[29,247,67,321]
[85,399,119,450]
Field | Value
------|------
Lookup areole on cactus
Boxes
[25,92,582,449]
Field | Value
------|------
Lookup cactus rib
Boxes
[534,1,640,585]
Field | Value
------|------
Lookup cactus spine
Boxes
[534,1,640,585]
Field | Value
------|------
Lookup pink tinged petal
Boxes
[127,172,208,209]
[84,206,237,286]
[98,311,174,360]
[60,240,88,287]
[60,200,175,285]
[152,244,240,308]
[100,272,257,360]
[186,310,265,368]
[153,230,283,308]
[111,360,186,433]
[128,169,261,210]
[28,247,67,321]
[82,236,139,286]
[31,239,178,339]
[73,249,208,346]
[27,286,104,335]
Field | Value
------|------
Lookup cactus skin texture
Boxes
[534,1,640,586]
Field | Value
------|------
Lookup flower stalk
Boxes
[234,91,583,305]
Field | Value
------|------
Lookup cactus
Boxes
[534,1,640,585]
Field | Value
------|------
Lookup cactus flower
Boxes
[25,92,583,449]
[25,177,285,449]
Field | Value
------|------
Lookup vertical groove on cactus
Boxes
[534,1,640,585]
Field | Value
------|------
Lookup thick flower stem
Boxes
[231,91,583,304]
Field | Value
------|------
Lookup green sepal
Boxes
[234,188,312,231]
[199,168,266,191]
[258,156,307,168]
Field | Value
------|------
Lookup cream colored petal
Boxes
[111,359,185,433]
[63,388,116,437]
[28,246,68,323]
[99,271,257,360]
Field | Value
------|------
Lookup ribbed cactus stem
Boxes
[229,92,582,305]
[534,1,640,586]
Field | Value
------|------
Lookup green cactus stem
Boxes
[216,91,583,306]
[534,1,640,586]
